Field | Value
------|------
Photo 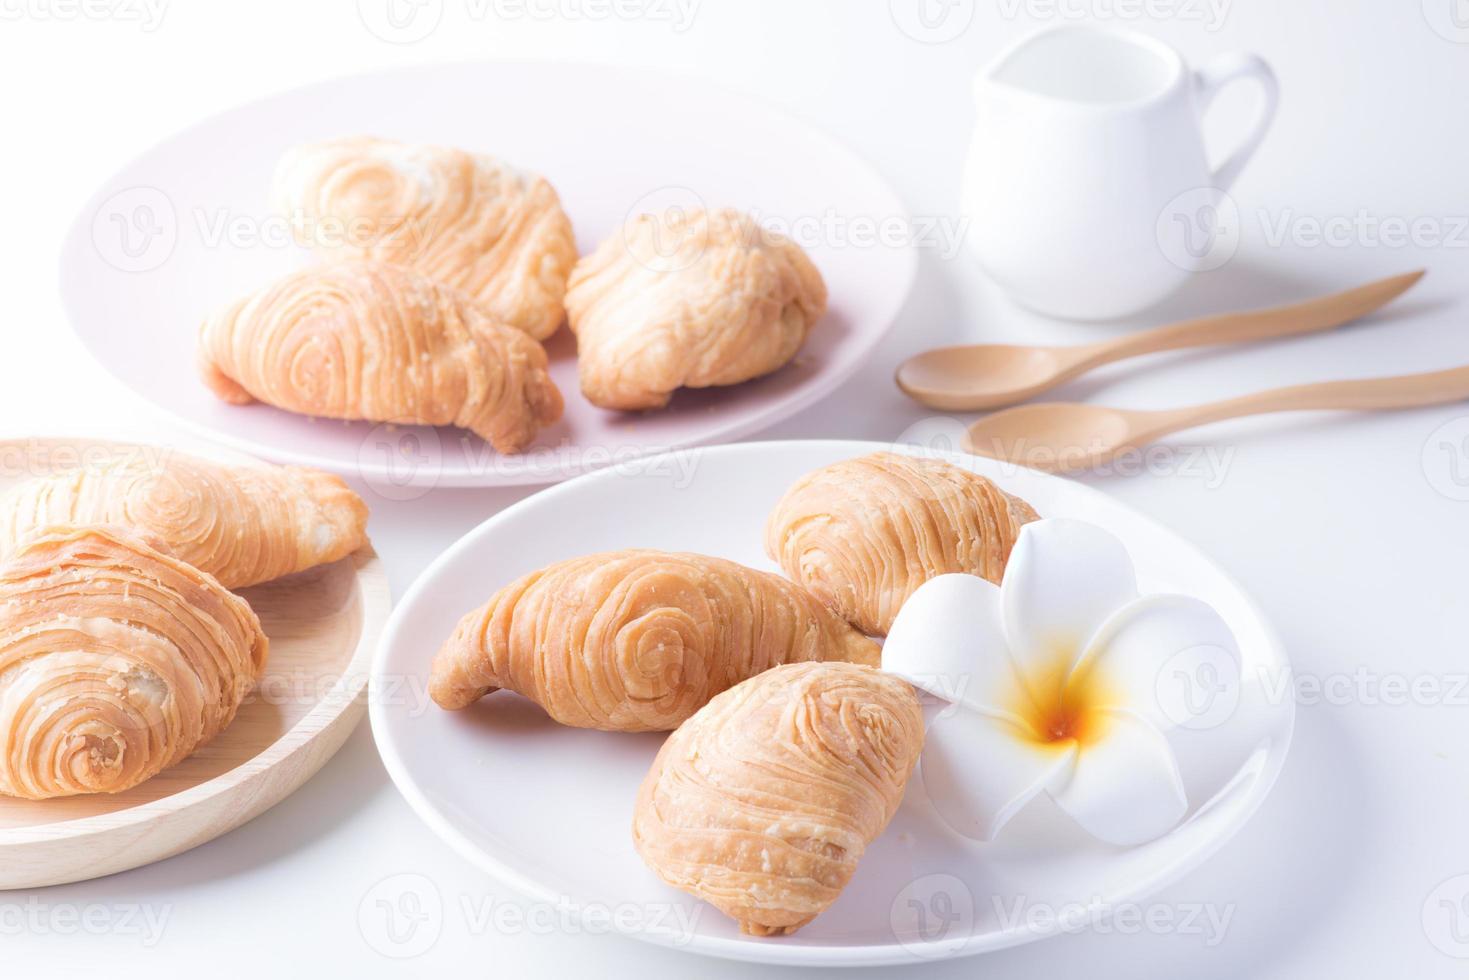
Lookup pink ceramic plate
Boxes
[59,62,916,487]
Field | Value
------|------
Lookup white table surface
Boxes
[3,0,1467,975]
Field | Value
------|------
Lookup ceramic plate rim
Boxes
[369,438,1295,967]
[57,61,919,487]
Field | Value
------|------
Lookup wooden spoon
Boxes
[897,270,1425,411]
[964,364,1469,475]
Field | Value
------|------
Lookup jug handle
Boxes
[1194,52,1280,190]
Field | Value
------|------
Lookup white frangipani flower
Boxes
[883,518,1245,847]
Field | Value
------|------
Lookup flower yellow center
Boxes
[1011,651,1110,748]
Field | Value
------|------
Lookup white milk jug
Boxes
[961,26,1278,320]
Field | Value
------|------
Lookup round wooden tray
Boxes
[0,436,391,888]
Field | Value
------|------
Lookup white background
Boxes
[3,0,1468,976]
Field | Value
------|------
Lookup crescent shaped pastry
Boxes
[766,452,1039,635]
[0,447,368,589]
[632,661,923,936]
[0,525,268,800]
[272,136,576,340]
[565,208,827,410]
[198,262,564,454]
[428,550,879,732]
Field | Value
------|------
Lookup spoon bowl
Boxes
[896,344,1082,410]
[964,402,1144,473]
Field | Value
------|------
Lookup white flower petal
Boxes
[1047,709,1187,846]
[1001,519,1139,684]
[1076,594,1244,736]
[921,706,1077,841]
[883,574,1028,723]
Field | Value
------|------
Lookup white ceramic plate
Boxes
[370,441,1293,966]
[59,63,916,488]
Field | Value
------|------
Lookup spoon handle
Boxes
[1085,270,1425,368]
[1161,364,1469,433]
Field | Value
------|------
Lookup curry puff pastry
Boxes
[198,262,563,453]
[565,208,828,410]
[633,662,922,936]
[766,452,1039,636]
[0,448,368,589]
[428,550,879,732]
[0,526,268,799]
[272,136,576,340]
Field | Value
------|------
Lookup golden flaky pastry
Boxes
[633,661,923,936]
[198,262,563,453]
[0,526,268,799]
[272,136,576,340]
[565,208,827,410]
[429,550,879,732]
[0,447,368,589]
[766,452,1039,636]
